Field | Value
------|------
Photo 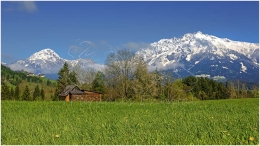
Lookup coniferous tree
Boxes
[47,79,51,86]
[15,84,20,100]
[182,76,197,91]
[1,82,10,100]
[33,85,41,100]
[41,88,45,100]
[10,87,15,100]
[22,86,31,101]
[55,62,78,98]
[51,93,58,101]
[69,71,79,85]
[92,71,105,93]
[55,62,71,97]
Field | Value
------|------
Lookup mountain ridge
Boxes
[5,31,259,83]
[136,31,258,83]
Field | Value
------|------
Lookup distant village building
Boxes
[38,73,45,78]
[27,73,35,76]
[59,85,102,102]
[195,74,211,78]
[27,73,45,77]
[213,76,226,82]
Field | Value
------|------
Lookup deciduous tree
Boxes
[105,49,136,99]
[132,56,157,101]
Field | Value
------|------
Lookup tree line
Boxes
[1,49,258,101]
[54,49,259,102]
[2,83,45,101]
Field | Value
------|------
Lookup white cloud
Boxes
[122,42,152,51]
[9,63,35,73]
[147,63,184,72]
[40,67,61,74]
[8,62,62,74]
[4,2,37,13]
[79,41,96,48]
[78,63,106,72]
[21,1,37,13]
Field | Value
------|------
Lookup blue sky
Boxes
[1,1,259,64]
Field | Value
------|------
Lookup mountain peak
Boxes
[40,48,55,52]
[193,31,208,39]
[28,48,61,61]
[182,31,206,39]
[195,31,203,34]
[36,48,58,56]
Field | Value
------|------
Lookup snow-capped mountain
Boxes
[8,48,104,79]
[6,32,259,83]
[11,49,66,73]
[136,31,259,83]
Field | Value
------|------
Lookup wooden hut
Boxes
[59,85,102,102]
[59,85,85,101]
[81,90,102,101]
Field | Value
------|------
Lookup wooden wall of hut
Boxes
[65,94,70,101]
[84,91,102,101]
[71,94,86,101]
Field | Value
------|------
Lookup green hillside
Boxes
[1,64,56,100]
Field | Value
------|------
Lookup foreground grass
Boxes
[1,98,259,145]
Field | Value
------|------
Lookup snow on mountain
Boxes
[28,48,61,62]
[8,48,104,77]
[6,32,259,83]
[137,31,258,66]
[136,31,259,83]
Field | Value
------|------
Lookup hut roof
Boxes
[81,90,102,94]
[59,85,85,96]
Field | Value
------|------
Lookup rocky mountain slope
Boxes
[136,31,259,83]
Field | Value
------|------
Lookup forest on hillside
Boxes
[1,49,259,101]
[1,65,56,100]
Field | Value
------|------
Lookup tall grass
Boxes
[1,98,258,145]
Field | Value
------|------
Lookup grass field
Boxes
[1,98,259,145]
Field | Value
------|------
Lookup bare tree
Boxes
[131,56,157,101]
[252,86,259,98]
[105,49,137,99]
[69,63,97,85]
[228,81,237,99]
[241,83,247,98]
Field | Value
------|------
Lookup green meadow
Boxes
[1,98,259,145]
